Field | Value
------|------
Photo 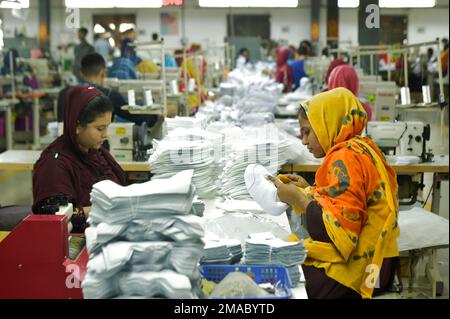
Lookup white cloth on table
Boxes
[398,206,449,252]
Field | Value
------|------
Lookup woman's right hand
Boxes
[278,174,310,188]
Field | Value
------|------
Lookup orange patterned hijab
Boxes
[297,88,399,298]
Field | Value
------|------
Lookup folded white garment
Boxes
[83,270,196,299]
[86,216,204,253]
[118,270,195,299]
[385,155,421,165]
[244,234,307,267]
[93,169,193,198]
[82,272,119,299]
[398,206,449,251]
[148,137,218,198]
[87,241,204,279]
[245,164,288,216]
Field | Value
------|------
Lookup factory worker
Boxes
[236,48,250,69]
[275,47,293,93]
[324,58,346,85]
[274,88,400,299]
[32,86,127,232]
[327,64,373,120]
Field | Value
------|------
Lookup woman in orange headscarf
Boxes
[274,88,400,299]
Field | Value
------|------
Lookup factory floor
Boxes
[0,112,448,299]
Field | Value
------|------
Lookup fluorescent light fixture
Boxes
[65,0,162,8]
[115,0,162,7]
[338,0,359,8]
[109,23,116,30]
[338,0,435,8]
[199,0,298,7]
[119,23,136,33]
[0,0,29,9]
[94,24,106,33]
[65,0,112,7]
[379,0,436,7]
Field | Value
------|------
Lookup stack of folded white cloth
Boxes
[89,170,197,224]
[148,133,219,198]
[243,232,307,285]
[200,238,243,265]
[82,170,205,299]
[165,115,207,131]
[83,270,195,299]
[219,133,290,200]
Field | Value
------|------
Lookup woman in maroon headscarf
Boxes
[32,86,127,232]
[324,58,346,85]
[275,47,293,93]
[328,64,373,120]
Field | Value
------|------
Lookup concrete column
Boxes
[358,0,380,73]
[38,0,50,52]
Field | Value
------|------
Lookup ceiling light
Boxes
[65,0,162,8]
[199,0,298,7]
[119,23,136,33]
[94,24,106,33]
[109,23,116,30]
[338,0,359,8]
[379,0,436,8]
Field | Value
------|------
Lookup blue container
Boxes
[200,264,292,299]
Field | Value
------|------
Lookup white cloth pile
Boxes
[201,238,243,265]
[148,130,220,198]
[82,170,205,299]
[89,170,197,224]
[219,125,290,200]
[165,115,207,132]
[243,232,307,284]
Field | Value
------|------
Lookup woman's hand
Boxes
[273,178,311,211]
[278,174,310,188]
[75,206,91,219]
[82,206,91,219]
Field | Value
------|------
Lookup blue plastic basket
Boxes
[200,264,292,299]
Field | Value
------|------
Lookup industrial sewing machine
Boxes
[366,121,433,162]
[366,121,434,206]
[107,122,150,162]
[0,203,87,298]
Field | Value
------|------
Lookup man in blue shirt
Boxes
[290,45,308,90]
[58,53,157,128]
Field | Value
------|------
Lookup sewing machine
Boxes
[374,88,397,122]
[359,81,398,120]
[366,121,432,161]
[107,122,150,162]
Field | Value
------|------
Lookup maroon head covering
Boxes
[64,86,103,153]
[327,65,373,120]
[32,86,127,215]
[324,58,346,84]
